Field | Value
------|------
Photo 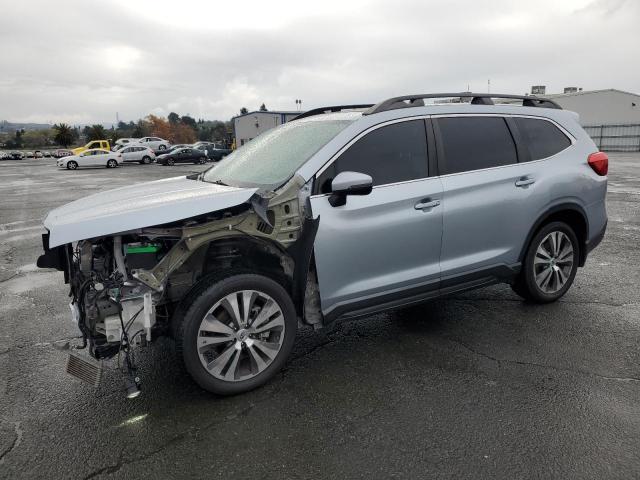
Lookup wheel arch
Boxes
[168,235,294,338]
[519,203,589,267]
[168,217,320,336]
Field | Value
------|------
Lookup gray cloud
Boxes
[0,0,638,124]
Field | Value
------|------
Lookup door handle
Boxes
[414,199,440,210]
[515,178,535,187]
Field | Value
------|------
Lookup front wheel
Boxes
[66,161,78,170]
[512,221,579,303]
[141,156,151,164]
[197,157,207,164]
[177,274,297,395]
[167,158,175,166]
[106,159,118,168]
[158,145,167,151]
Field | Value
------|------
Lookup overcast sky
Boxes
[1,0,638,124]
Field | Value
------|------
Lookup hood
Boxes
[44,176,258,247]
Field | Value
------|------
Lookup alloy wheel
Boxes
[196,290,286,382]
[533,231,574,294]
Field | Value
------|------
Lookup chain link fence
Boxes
[583,124,640,152]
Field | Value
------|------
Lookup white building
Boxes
[232,110,300,147]
[542,89,640,126]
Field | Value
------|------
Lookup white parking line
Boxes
[0,225,43,235]
[1,231,44,242]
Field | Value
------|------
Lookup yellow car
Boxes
[72,140,111,155]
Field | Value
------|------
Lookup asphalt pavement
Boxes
[0,155,639,479]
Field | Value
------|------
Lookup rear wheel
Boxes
[66,161,78,170]
[106,159,118,168]
[512,221,579,303]
[197,157,207,164]
[177,274,297,395]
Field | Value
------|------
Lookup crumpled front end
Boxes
[37,174,319,397]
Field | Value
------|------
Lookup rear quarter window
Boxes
[514,117,572,160]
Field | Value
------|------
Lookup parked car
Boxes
[53,149,72,158]
[72,140,111,155]
[119,145,156,164]
[56,148,123,169]
[0,152,10,160]
[113,138,138,151]
[195,142,232,161]
[163,144,191,153]
[37,92,607,397]
[133,136,170,152]
[23,151,34,158]
[34,150,44,158]
[157,147,207,165]
[10,151,24,159]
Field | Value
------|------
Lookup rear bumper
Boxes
[581,220,607,266]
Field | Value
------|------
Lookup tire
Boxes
[167,158,175,166]
[176,274,297,395]
[66,161,78,170]
[512,221,579,303]
[158,145,167,151]
[141,156,151,165]
[107,159,118,168]
[197,157,207,164]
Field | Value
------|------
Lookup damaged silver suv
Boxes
[38,93,608,396]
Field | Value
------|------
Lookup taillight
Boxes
[588,152,608,176]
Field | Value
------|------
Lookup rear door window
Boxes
[435,116,518,175]
[514,117,572,160]
[316,119,428,193]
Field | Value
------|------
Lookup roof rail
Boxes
[293,104,374,121]
[363,93,562,115]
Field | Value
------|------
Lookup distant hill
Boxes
[0,120,52,132]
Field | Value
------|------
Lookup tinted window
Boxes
[515,117,571,160]
[436,117,517,174]
[317,120,428,193]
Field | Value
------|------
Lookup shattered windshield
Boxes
[202,119,353,188]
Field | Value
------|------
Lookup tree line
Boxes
[2,113,241,149]
[1,104,271,150]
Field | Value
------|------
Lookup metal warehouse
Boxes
[233,110,300,147]
[542,89,640,151]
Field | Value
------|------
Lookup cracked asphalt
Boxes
[1,154,639,479]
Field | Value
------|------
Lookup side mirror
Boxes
[328,171,373,207]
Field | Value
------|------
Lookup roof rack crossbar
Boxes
[293,104,374,121]
[364,93,562,115]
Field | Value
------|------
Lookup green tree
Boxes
[259,103,267,111]
[168,112,180,124]
[85,124,107,141]
[181,115,197,129]
[53,123,74,147]
[240,107,248,115]
[6,129,24,149]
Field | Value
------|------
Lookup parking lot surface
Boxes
[1,156,639,479]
